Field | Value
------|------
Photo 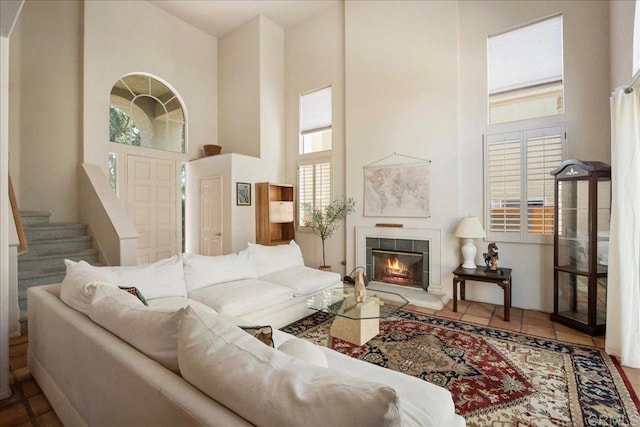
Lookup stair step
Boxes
[19,210,52,226]
[18,249,98,271]
[25,235,93,256]
[18,268,67,294]
[24,223,87,241]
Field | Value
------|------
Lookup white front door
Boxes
[127,155,178,264]
[200,176,222,256]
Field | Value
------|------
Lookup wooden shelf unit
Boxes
[255,183,295,245]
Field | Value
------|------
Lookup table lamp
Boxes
[454,216,486,269]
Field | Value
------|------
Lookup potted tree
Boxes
[302,198,356,271]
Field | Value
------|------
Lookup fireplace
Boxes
[365,237,429,291]
[356,227,446,309]
[372,249,423,288]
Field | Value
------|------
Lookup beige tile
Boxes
[461,314,490,325]
[9,335,28,346]
[489,317,521,332]
[28,394,51,416]
[9,343,27,358]
[522,316,554,329]
[508,307,524,321]
[435,309,463,320]
[36,411,63,427]
[9,355,27,371]
[13,367,31,384]
[592,337,606,349]
[622,366,640,386]
[522,310,550,320]
[20,380,41,398]
[555,331,594,346]
[0,403,29,426]
[406,305,436,315]
[521,325,556,339]
[465,303,495,319]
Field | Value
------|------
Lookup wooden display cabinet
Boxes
[550,159,611,336]
[255,183,295,245]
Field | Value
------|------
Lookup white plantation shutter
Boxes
[485,126,565,243]
[298,160,331,226]
[525,130,563,237]
[487,134,522,234]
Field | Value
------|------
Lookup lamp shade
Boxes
[454,216,486,239]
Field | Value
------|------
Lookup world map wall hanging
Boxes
[363,152,430,218]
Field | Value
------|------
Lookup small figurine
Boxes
[354,270,367,302]
[483,242,499,271]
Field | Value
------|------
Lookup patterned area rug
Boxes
[282,308,640,426]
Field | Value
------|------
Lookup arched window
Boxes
[109,74,186,153]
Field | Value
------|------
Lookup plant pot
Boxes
[318,265,332,272]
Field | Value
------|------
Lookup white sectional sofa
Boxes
[27,241,465,427]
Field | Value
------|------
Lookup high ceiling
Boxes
[148,0,340,38]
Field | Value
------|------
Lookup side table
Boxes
[452,265,513,321]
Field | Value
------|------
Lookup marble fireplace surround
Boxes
[355,226,449,310]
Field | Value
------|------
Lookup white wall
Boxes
[457,1,611,311]
[218,17,261,158]
[259,16,285,183]
[610,0,637,89]
[83,0,217,170]
[344,1,461,288]
[285,4,346,272]
[185,153,275,254]
[8,0,82,222]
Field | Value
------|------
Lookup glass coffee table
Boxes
[306,285,409,345]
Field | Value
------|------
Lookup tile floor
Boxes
[1,302,639,426]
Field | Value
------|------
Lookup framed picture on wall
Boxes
[236,182,251,206]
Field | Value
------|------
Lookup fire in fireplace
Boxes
[372,249,423,288]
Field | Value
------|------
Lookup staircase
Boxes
[18,211,99,333]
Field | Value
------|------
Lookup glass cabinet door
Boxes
[557,180,590,270]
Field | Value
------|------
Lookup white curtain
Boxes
[606,87,640,368]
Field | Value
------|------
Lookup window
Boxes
[488,15,564,124]
[299,87,332,154]
[485,126,565,243]
[298,86,332,226]
[109,74,186,153]
[297,159,331,226]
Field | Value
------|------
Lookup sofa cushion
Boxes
[146,296,218,314]
[60,259,118,315]
[182,252,259,293]
[277,338,328,368]
[261,265,341,296]
[188,279,293,317]
[87,284,185,373]
[247,241,304,276]
[178,307,402,427]
[105,255,187,300]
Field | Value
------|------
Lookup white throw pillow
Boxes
[277,338,328,368]
[182,252,259,293]
[105,255,187,300]
[88,284,185,373]
[247,240,304,277]
[60,259,118,315]
[178,307,401,427]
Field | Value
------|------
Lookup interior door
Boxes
[200,176,223,256]
[127,155,178,264]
